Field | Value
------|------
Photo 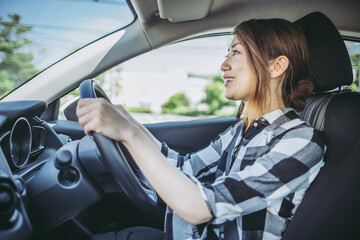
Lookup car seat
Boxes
[282,12,360,239]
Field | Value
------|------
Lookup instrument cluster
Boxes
[0,117,46,172]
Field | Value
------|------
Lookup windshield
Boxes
[0,0,134,98]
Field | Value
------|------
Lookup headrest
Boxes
[294,12,353,92]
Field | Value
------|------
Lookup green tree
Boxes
[347,54,360,91]
[0,13,37,97]
[162,92,191,114]
[202,75,235,114]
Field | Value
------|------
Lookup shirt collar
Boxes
[261,108,296,125]
[237,108,298,129]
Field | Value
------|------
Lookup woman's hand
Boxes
[76,98,137,142]
[76,98,212,225]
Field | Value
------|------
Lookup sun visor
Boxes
[157,0,213,23]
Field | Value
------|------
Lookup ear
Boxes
[269,55,289,78]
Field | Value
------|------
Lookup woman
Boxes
[77,18,325,240]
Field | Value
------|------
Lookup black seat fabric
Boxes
[282,13,360,239]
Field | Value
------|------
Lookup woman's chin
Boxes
[224,91,235,100]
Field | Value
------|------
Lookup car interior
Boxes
[0,0,359,239]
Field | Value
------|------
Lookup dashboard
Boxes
[1,117,49,176]
[0,100,103,240]
[0,101,63,179]
[0,101,64,239]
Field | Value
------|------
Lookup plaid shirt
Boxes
[161,108,325,240]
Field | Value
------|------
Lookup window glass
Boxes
[101,35,239,123]
[0,0,134,98]
[61,38,360,123]
[60,35,241,123]
[345,40,360,92]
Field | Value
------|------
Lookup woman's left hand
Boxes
[76,98,137,142]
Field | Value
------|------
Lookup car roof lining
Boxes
[131,0,360,49]
[157,0,213,23]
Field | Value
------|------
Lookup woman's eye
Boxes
[225,50,239,58]
[225,50,240,58]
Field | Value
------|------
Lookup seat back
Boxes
[282,12,360,239]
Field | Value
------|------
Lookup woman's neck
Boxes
[244,98,285,124]
[242,81,286,126]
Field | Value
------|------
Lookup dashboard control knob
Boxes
[54,149,79,184]
[55,149,72,170]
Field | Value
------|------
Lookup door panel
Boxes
[147,116,236,155]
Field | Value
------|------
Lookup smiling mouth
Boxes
[224,77,235,84]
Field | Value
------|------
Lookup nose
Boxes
[221,57,231,72]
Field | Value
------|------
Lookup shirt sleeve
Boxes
[160,123,237,179]
[196,126,325,225]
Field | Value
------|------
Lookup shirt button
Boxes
[253,122,258,127]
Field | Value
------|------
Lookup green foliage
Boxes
[162,92,191,113]
[212,75,224,83]
[0,13,37,97]
[128,106,152,113]
[95,72,105,86]
[161,75,237,117]
[347,82,359,92]
[202,75,235,115]
[348,53,360,91]
[69,88,79,98]
[163,105,206,116]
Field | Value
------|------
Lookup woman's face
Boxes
[221,36,254,101]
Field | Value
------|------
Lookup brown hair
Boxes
[234,18,313,115]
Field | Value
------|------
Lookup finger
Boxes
[76,98,108,118]
[76,99,96,117]
[77,110,97,129]
[77,98,97,108]
[77,98,108,109]
[81,109,109,135]
[82,117,101,135]
[76,102,98,119]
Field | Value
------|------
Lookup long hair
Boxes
[234,19,313,118]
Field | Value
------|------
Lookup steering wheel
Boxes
[79,79,157,210]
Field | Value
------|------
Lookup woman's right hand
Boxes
[76,98,138,143]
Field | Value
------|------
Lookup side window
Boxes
[60,38,360,123]
[345,40,360,92]
[60,35,239,123]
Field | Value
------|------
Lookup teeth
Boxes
[224,77,235,83]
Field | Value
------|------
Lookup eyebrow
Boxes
[227,42,240,52]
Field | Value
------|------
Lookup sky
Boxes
[0,0,134,70]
